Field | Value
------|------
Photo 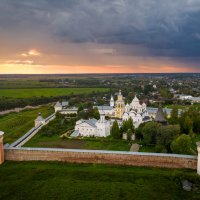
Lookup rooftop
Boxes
[154,107,167,123]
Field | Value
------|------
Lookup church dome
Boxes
[132,95,139,102]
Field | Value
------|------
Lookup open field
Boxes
[0,105,54,144]
[0,80,58,89]
[0,88,109,98]
[24,135,131,151]
[0,161,200,200]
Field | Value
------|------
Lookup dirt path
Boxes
[130,143,140,152]
[0,105,42,115]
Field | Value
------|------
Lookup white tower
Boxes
[110,95,114,107]
[100,113,105,123]
[35,113,45,127]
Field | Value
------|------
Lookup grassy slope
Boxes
[0,161,200,200]
[0,105,54,144]
[0,88,109,98]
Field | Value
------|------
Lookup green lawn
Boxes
[0,161,200,200]
[24,135,131,151]
[139,145,157,153]
[0,105,54,144]
[0,88,109,98]
[191,134,200,154]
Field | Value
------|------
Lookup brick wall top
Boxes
[5,147,197,160]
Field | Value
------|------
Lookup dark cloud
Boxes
[0,0,200,60]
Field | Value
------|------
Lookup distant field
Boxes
[0,105,54,144]
[0,161,199,200]
[0,88,109,98]
[24,135,131,151]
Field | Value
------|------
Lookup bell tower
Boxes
[115,90,125,119]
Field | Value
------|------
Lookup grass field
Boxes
[0,161,200,200]
[24,135,131,151]
[139,145,157,153]
[0,105,54,144]
[0,88,109,98]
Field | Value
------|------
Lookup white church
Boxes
[71,113,110,137]
[95,91,150,128]
[123,96,150,128]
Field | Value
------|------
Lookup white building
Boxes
[54,100,78,114]
[95,92,150,128]
[191,97,200,104]
[54,101,69,112]
[174,94,200,104]
[122,96,150,128]
[59,107,78,115]
[94,106,115,116]
[94,95,115,116]
[35,113,45,127]
[71,114,110,137]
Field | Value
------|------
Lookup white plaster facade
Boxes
[35,113,45,127]
[54,101,78,114]
[122,96,150,128]
[72,114,110,137]
[54,101,69,112]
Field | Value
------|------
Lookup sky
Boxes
[0,0,200,74]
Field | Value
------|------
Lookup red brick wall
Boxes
[4,148,197,169]
[0,137,4,164]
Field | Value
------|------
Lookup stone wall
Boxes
[0,136,4,164]
[4,147,197,169]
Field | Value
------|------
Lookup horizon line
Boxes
[0,72,200,75]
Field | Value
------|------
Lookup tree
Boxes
[156,125,180,151]
[135,123,146,140]
[159,88,172,99]
[93,108,100,120]
[171,134,192,154]
[169,106,178,125]
[111,120,121,139]
[142,122,161,145]
[120,120,129,133]
[183,116,193,134]
[127,129,133,141]
[193,115,200,134]
[127,118,134,133]
[178,105,200,134]
[78,105,84,112]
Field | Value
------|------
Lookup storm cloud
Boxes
[0,0,200,73]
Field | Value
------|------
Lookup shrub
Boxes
[155,145,167,153]
[171,134,192,155]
